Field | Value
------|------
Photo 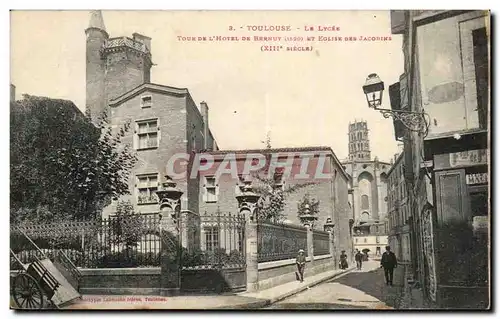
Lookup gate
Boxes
[180,209,246,293]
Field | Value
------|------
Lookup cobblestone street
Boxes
[265,261,405,310]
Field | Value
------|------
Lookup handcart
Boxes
[10,226,82,309]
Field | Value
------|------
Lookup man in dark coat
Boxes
[296,249,306,282]
[340,250,348,269]
[380,245,398,285]
[355,249,363,270]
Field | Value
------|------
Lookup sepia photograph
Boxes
[9,9,491,310]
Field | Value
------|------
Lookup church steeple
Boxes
[86,10,108,38]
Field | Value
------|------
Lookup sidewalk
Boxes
[64,267,354,310]
[239,267,355,305]
[396,265,430,310]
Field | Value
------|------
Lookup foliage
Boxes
[10,95,137,223]
[108,200,148,249]
[251,173,316,223]
[297,193,320,218]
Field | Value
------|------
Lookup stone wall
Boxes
[257,255,335,291]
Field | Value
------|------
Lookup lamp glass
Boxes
[362,73,385,108]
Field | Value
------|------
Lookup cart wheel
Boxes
[11,273,44,309]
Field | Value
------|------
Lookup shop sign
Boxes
[466,173,488,185]
[449,149,488,168]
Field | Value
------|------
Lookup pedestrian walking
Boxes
[340,250,348,270]
[380,245,398,286]
[355,249,363,270]
[296,249,306,282]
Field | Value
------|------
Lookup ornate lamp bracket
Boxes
[378,108,429,134]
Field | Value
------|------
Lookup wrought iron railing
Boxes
[102,36,149,54]
[257,222,308,263]
[313,230,330,256]
[11,214,162,268]
[182,210,246,270]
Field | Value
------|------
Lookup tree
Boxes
[10,95,137,223]
[109,200,148,250]
[251,173,316,223]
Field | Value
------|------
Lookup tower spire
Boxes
[86,10,108,37]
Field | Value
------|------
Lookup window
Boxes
[204,176,218,203]
[137,174,158,204]
[473,27,488,129]
[136,119,159,150]
[204,226,219,252]
[141,95,152,108]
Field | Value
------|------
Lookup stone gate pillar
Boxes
[306,225,314,263]
[235,180,261,293]
[156,176,183,296]
[324,218,336,267]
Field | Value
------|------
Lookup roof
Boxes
[109,83,189,106]
[206,146,333,155]
[87,10,107,33]
[386,152,404,176]
[204,146,350,181]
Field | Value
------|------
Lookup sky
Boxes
[10,10,403,162]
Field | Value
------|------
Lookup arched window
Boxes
[361,195,369,210]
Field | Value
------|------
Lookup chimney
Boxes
[133,33,152,53]
[200,101,210,150]
[10,84,15,102]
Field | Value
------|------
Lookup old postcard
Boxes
[9,10,490,310]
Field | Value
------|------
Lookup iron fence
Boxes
[257,222,308,263]
[313,229,330,256]
[11,213,162,268]
[182,210,246,270]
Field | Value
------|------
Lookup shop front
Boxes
[432,148,489,308]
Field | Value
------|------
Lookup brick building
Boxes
[196,147,353,255]
[84,11,218,217]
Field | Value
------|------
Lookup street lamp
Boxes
[362,73,429,134]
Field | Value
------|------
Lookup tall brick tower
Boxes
[348,120,371,161]
[85,10,153,124]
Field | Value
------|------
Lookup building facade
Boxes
[84,11,219,217]
[352,222,388,257]
[389,10,490,308]
[341,120,390,256]
[386,152,412,264]
[196,147,353,258]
